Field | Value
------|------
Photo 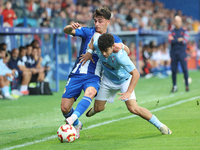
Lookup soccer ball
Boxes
[183,77,192,84]
[57,124,77,143]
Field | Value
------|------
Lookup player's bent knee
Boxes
[61,104,71,114]
[61,98,74,113]
[84,87,97,98]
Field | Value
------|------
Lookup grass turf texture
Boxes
[0,71,200,150]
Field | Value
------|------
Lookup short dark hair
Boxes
[26,44,32,48]
[19,46,26,53]
[93,6,111,20]
[0,46,6,52]
[0,42,7,47]
[98,33,114,52]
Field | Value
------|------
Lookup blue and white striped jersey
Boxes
[69,27,122,77]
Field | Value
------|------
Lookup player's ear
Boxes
[112,44,115,48]
[107,20,110,25]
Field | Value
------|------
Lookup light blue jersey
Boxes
[92,33,136,84]
[0,58,12,76]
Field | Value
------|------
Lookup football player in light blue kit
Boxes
[83,33,172,135]
[61,6,130,139]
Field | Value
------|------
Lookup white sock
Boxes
[2,86,10,97]
[20,85,28,91]
[4,92,10,97]
[71,114,78,123]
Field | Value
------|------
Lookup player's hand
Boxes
[5,73,12,78]
[71,22,80,29]
[39,68,45,73]
[11,69,16,75]
[178,37,183,42]
[79,52,94,66]
[168,35,174,40]
[8,14,12,18]
[113,43,123,53]
[118,91,132,101]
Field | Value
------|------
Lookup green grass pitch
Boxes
[0,71,200,150]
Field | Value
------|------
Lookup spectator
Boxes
[51,2,61,18]
[30,46,45,82]
[3,51,11,64]
[142,44,153,78]
[161,42,171,75]
[25,44,34,68]
[25,0,38,18]
[36,1,46,18]
[0,43,7,51]
[17,46,32,95]
[7,48,23,96]
[0,0,3,15]
[1,1,17,27]
[0,46,17,100]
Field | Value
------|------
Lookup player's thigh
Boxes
[62,77,83,101]
[95,79,118,103]
[120,77,136,101]
[179,54,188,71]
[83,76,101,98]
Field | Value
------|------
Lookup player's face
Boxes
[12,49,19,60]
[174,18,182,29]
[20,49,26,57]
[0,51,6,58]
[26,47,32,56]
[101,47,113,58]
[94,16,110,34]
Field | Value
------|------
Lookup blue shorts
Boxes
[62,74,101,101]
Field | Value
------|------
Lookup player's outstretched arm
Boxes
[63,22,80,35]
[118,69,140,100]
[79,37,95,65]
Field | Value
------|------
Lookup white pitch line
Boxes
[2,95,200,150]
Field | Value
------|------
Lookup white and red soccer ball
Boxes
[57,124,77,143]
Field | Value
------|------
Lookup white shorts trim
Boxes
[95,76,136,103]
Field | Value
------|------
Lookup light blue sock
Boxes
[149,115,164,129]
[63,108,79,126]
[2,86,9,95]
[166,65,171,71]
[72,96,92,126]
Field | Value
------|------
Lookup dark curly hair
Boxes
[98,33,114,52]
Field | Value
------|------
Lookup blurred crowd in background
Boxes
[0,0,200,100]
[0,0,200,32]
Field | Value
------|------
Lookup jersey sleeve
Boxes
[183,30,189,44]
[116,50,136,73]
[17,60,25,66]
[93,33,101,48]
[75,27,88,39]
[1,63,12,75]
[113,35,122,43]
